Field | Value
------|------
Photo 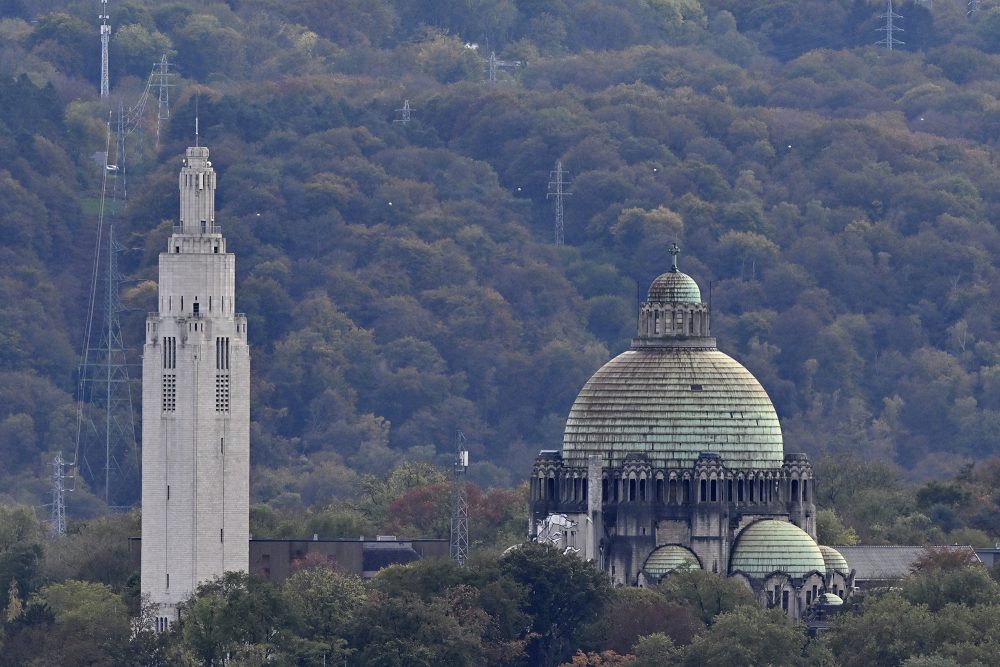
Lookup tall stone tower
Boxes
[141,146,249,628]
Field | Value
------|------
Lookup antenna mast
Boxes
[99,0,110,98]
[450,431,470,566]
[547,160,572,246]
[876,0,904,51]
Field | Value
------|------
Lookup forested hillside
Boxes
[4,0,1000,516]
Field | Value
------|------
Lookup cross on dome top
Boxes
[669,242,680,272]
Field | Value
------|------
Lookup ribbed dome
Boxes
[647,270,701,304]
[818,593,844,606]
[642,545,701,581]
[562,348,784,469]
[730,520,825,579]
[819,545,850,576]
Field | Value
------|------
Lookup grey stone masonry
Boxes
[141,146,249,626]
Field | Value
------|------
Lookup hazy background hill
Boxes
[4,0,1000,517]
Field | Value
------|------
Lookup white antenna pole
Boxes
[99,0,110,97]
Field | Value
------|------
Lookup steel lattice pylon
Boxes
[450,432,470,566]
[75,219,140,508]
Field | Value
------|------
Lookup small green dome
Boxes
[819,545,850,576]
[642,545,701,581]
[730,520,825,579]
[818,593,844,606]
[647,270,701,304]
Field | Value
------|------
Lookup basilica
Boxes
[530,246,852,620]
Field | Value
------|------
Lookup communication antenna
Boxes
[547,160,572,246]
[394,99,413,124]
[450,431,470,566]
[99,0,110,98]
[876,0,904,51]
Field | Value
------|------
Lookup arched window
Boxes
[749,478,755,502]
[639,478,647,501]
[669,478,677,503]
[602,478,609,502]
[738,479,745,502]
[791,479,799,502]
[700,479,707,502]
[710,479,718,502]
[546,477,555,500]
[656,478,664,503]
[683,479,691,503]
[802,480,809,501]
[629,478,637,502]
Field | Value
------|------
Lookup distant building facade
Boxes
[530,249,852,620]
[130,537,449,583]
[141,146,250,629]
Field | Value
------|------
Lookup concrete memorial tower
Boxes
[141,145,249,629]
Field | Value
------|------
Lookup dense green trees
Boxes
[3,0,1000,557]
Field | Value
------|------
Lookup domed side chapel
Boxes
[529,244,853,621]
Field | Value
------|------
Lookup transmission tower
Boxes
[876,0,904,51]
[487,52,498,83]
[49,453,69,537]
[394,99,413,124]
[450,432,470,566]
[69,113,140,510]
[547,160,572,246]
[99,0,110,98]
[155,55,174,148]
[482,52,523,84]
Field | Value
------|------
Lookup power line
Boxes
[876,0,904,51]
[62,93,155,513]
[547,160,572,246]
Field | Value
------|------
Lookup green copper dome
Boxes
[818,592,844,606]
[730,520,825,579]
[562,348,784,469]
[819,545,850,576]
[642,545,701,582]
[647,270,701,304]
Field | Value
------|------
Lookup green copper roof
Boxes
[647,271,701,304]
[642,545,701,581]
[818,593,844,606]
[562,348,784,469]
[729,520,825,579]
[819,545,850,576]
